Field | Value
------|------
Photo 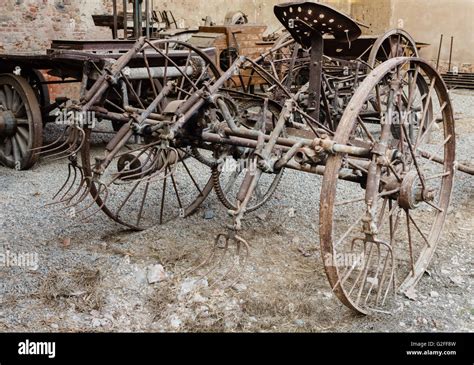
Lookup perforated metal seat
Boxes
[274,2,362,48]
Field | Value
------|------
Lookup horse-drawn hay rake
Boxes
[1,2,469,314]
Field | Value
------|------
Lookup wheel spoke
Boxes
[11,135,21,162]
[169,167,183,210]
[177,151,203,196]
[159,173,168,225]
[14,133,27,157]
[3,137,13,157]
[17,126,30,142]
[407,211,431,247]
[405,209,416,277]
[4,85,13,109]
[0,90,7,108]
[335,214,364,248]
[136,181,150,227]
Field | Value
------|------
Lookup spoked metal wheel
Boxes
[368,29,419,69]
[81,128,214,230]
[75,40,221,230]
[0,74,42,170]
[212,96,284,212]
[319,58,455,314]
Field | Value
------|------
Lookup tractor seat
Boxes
[274,2,362,48]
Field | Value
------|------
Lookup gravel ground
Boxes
[0,89,472,332]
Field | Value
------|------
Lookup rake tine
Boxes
[78,183,109,223]
[59,169,88,206]
[226,237,250,290]
[61,165,85,204]
[64,176,93,209]
[31,126,69,153]
[36,127,73,156]
[44,166,82,208]
[189,233,227,277]
[214,235,250,288]
[51,163,73,201]
[74,181,105,216]
[46,128,85,162]
[52,162,79,202]
[204,236,231,285]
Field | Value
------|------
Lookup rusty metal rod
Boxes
[419,149,474,175]
[285,161,362,183]
[448,36,454,73]
[123,0,127,39]
[436,34,443,71]
[112,0,118,39]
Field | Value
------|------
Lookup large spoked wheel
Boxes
[81,128,215,230]
[0,74,43,170]
[212,96,284,212]
[368,29,432,140]
[319,58,455,314]
[23,69,50,120]
[78,40,221,230]
[368,29,419,68]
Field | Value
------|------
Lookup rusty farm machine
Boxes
[0,1,473,314]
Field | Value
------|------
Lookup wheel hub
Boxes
[398,170,424,210]
[0,110,18,137]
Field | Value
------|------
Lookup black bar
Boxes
[0,333,470,364]
[112,0,118,39]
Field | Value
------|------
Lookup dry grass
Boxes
[38,265,104,312]
[147,283,176,322]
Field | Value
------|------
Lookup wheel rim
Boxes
[368,29,419,69]
[0,74,42,170]
[77,40,221,229]
[319,58,455,314]
[212,95,284,212]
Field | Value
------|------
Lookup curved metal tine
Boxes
[111,146,154,179]
[39,126,78,159]
[64,176,94,209]
[30,125,69,154]
[59,165,86,205]
[45,169,85,210]
[375,246,394,307]
[133,148,178,185]
[216,234,250,289]
[189,233,229,277]
[74,180,107,217]
[111,147,159,183]
[45,163,80,207]
[78,183,109,223]
[364,243,383,306]
[144,152,176,183]
[47,127,86,162]
[51,162,74,201]
[114,141,161,159]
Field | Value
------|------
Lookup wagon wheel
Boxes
[0,74,42,170]
[212,96,285,212]
[367,29,431,139]
[77,40,221,230]
[319,58,455,314]
[23,69,50,119]
[368,29,419,69]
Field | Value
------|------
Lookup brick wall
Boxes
[0,0,113,54]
